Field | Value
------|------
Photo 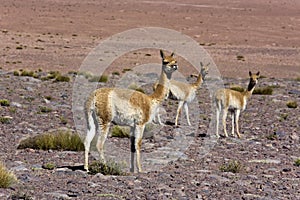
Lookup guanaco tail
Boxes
[153,62,209,126]
[214,71,260,138]
[84,50,178,173]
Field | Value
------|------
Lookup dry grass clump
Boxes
[219,160,243,173]
[54,74,70,82]
[89,75,109,83]
[17,129,84,151]
[253,86,273,95]
[78,71,109,83]
[38,106,52,113]
[0,116,12,124]
[111,126,130,138]
[286,101,297,108]
[88,160,127,176]
[0,99,10,106]
[0,162,17,188]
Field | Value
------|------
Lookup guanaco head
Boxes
[160,50,178,75]
[200,62,210,80]
[248,71,260,91]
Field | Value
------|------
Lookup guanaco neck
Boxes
[191,73,203,88]
[150,70,170,101]
[243,79,257,99]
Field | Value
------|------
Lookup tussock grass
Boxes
[236,55,245,61]
[0,116,12,124]
[0,162,17,188]
[89,75,109,83]
[286,101,297,108]
[0,99,10,106]
[88,160,127,176]
[294,158,300,167]
[253,86,273,95]
[13,70,20,76]
[219,160,243,173]
[111,126,130,138]
[17,129,84,151]
[112,71,120,76]
[38,106,52,113]
[266,133,278,140]
[78,71,109,83]
[42,162,56,170]
[54,74,70,82]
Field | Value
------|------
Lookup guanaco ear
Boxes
[249,71,252,76]
[160,49,165,59]
[200,62,203,67]
[256,71,260,76]
[170,52,175,57]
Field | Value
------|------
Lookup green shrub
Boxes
[20,70,35,77]
[111,126,130,138]
[0,116,12,124]
[42,162,56,170]
[38,106,52,113]
[112,71,120,76]
[17,129,84,151]
[54,74,70,82]
[286,101,297,108]
[0,99,10,106]
[220,160,243,173]
[266,133,278,140]
[88,160,127,176]
[236,55,245,61]
[122,68,132,73]
[294,158,300,167]
[0,162,17,188]
[47,71,60,79]
[88,75,108,83]
[253,86,273,95]
[13,70,20,76]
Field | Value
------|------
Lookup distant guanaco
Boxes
[214,71,260,138]
[153,62,209,126]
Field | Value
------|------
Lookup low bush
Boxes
[54,74,70,82]
[111,126,130,138]
[0,162,17,188]
[253,86,273,95]
[17,129,84,151]
[219,160,243,173]
[88,160,127,176]
[286,101,297,108]
[0,99,10,106]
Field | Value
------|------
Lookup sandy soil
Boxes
[0,0,299,78]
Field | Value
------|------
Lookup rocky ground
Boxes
[0,0,300,199]
[0,69,299,199]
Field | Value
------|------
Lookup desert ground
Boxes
[0,0,299,199]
